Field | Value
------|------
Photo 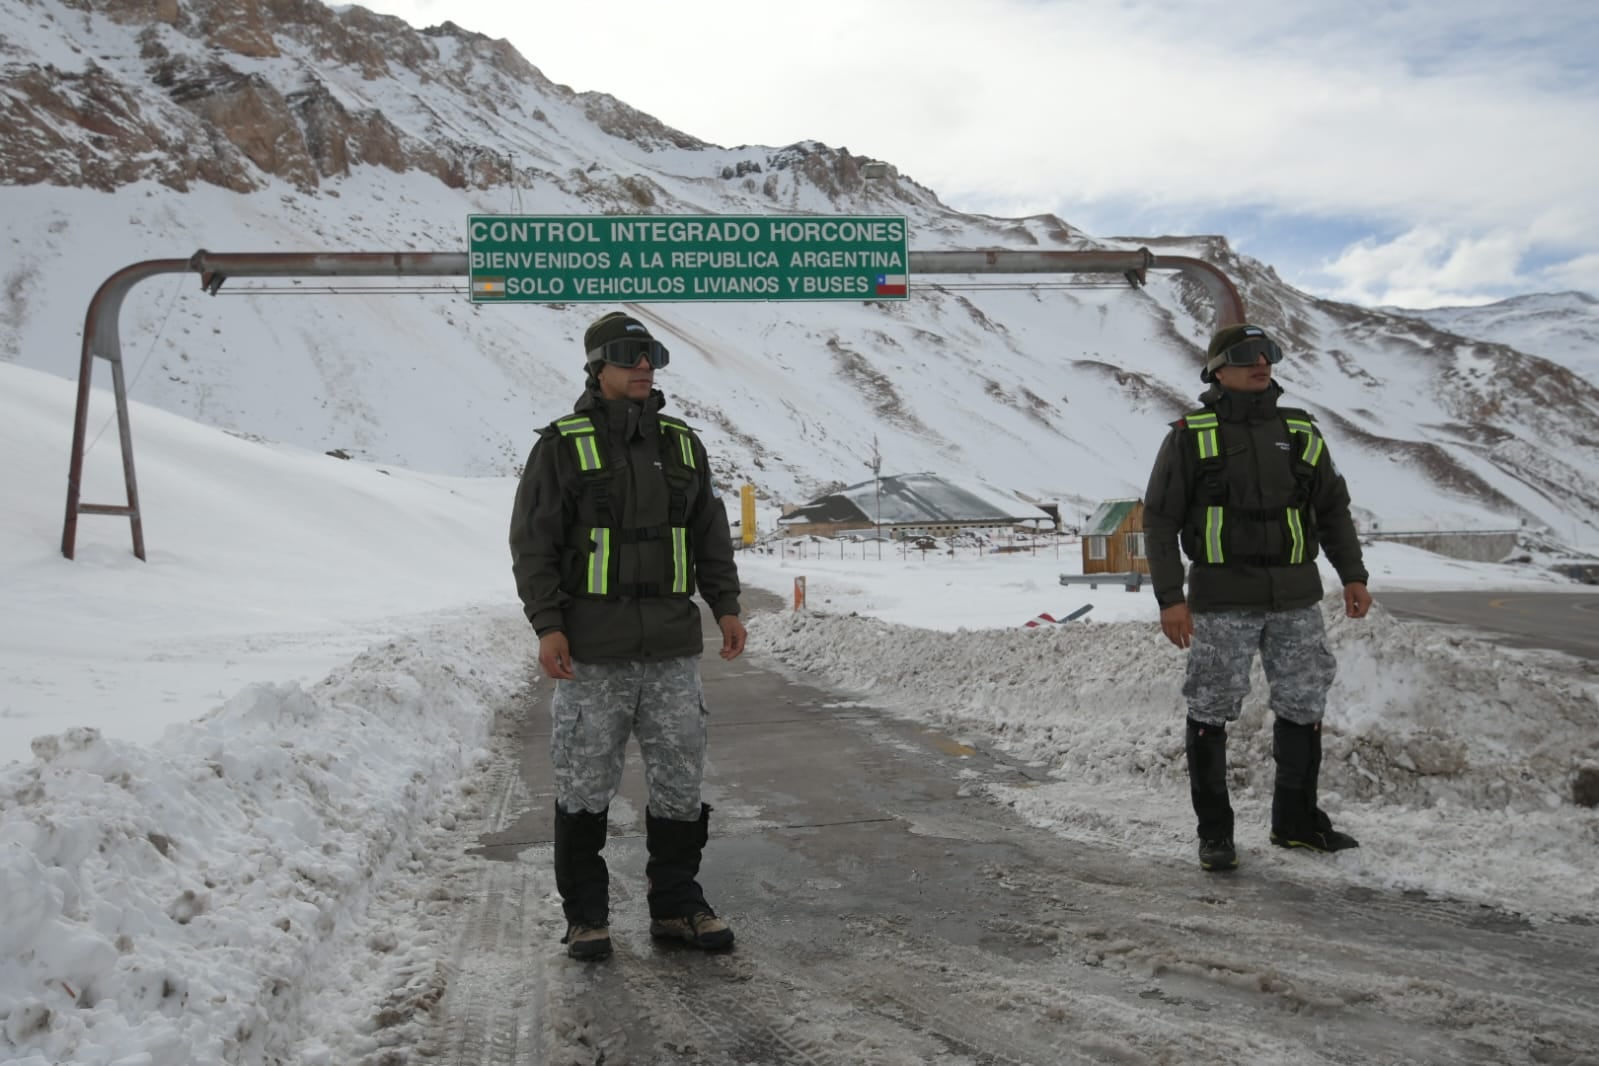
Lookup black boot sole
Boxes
[650,921,735,951]
[1270,832,1359,853]
[566,941,613,961]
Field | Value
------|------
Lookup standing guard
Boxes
[511,311,747,957]
[1143,323,1372,871]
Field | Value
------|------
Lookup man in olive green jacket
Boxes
[1143,323,1372,872]
[510,311,746,959]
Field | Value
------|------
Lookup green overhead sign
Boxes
[467,214,909,303]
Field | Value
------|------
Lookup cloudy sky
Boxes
[347,0,1599,309]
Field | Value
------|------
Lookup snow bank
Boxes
[0,611,528,1066]
[749,593,1598,812]
[747,592,1599,917]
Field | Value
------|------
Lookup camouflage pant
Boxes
[550,655,707,820]
[1182,605,1336,727]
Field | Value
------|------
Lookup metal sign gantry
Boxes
[61,246,1243,560]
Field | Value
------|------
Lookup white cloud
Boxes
[1538,251,1599,295]
[1320,226,1541,307]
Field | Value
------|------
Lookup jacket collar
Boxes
[572,386,667,437]
[1199,380,1283,422]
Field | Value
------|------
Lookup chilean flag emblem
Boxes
[874,273,907,297]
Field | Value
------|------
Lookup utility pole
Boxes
[868,435,883,560]
[507,152,523,212]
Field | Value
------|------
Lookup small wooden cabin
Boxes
[1081,498,1148,575]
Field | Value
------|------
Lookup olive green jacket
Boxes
[509,387,741,662]
[1143,382,1368,613]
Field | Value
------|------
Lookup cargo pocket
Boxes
[550,689,587,772]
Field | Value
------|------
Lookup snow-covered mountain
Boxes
[1388,292,1599,388]
[4,0,1598,542]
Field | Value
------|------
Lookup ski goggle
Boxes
[587,338,670,369]
[1212,336,1283,369]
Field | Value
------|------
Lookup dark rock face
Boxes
[0,0,587,192]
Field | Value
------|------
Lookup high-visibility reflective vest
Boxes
[553,412,700,598]
[1182,406,1323,567]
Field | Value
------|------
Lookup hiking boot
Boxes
[553,805,610,958]
[1197,837,1238,871]
[650,910,735,951]
[1186,719,1235,849]
[1273,802,1360,853]
[562,922,612,960]
[1270,826,1359,852]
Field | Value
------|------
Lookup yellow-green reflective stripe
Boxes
[666,427,694,467]
[1188,412,1219,458]
[1204,506,1224,563]
[1286,508,1305,564]
[1286,420,1323,466]
[671,526,689,593]
[586,528,610,594]
[559,417,603,471]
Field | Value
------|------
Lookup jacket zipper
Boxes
[1247,419,1279,608]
